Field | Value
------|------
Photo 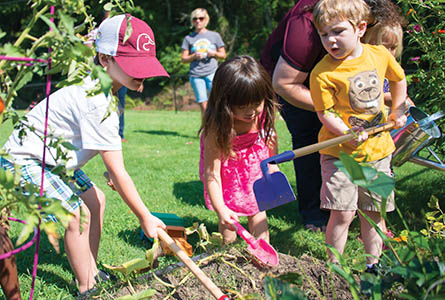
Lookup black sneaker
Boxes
[365,264,381,276]
[95,269,117,283]
[76,287,99,299]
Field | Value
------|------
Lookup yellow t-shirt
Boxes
[310,44,405,162]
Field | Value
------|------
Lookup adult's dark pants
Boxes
[279,97,330,227]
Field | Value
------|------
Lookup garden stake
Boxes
[231,220,279,267]
[254,121,395,211]
[157,228,231,300]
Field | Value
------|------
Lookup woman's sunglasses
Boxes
[193,17,205,22]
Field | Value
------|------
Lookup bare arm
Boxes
[100,150,166,238]
[388,78,408,128]
[272,56,315,111]
[203,134,239,227]
[384,93,414,110]
[267,131,280,173]
[207,47,226,60]
[181,49,198,63]
[317,110,368,147]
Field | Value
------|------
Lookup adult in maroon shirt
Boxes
[261,0,401,231]
[261,0,328,231]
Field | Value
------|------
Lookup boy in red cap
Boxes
[1,14,168,296]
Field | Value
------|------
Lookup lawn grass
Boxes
[0,109,443,299]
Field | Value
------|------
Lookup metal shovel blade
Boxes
[253,171,296,211]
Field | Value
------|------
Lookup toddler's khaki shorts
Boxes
[320,154,395,212]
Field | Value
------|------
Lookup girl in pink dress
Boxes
[199,56,280,245]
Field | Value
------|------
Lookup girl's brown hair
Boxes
[200,55,278,158]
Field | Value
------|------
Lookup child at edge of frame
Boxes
[309,0,408,274]
[199,55,280,246]
[1,14,168,297]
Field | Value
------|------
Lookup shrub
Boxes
[398,0,445,155]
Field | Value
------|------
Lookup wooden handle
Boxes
[292,121,395,159]
[157,228,227,300]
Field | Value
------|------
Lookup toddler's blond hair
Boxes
[313,0,370,31]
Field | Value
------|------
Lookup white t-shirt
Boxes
[4,77,121,169]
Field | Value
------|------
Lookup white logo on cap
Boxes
[136,33,155,51]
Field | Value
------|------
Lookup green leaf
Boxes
[395,247,416,264]
[2,43,24,57]
[16,214,39,245]
[391,266,410,277]
[104,258,150,275]
[145,238,162,267]
[58,11,74,36]
[39,15,59,34]
[61,141,78,150]
[397,293,417,300]
[0,168,7,183]
[409,232,430,251]
[4,169,14,189]
[101,94,118,123]
[265,276,308,300]
[123,15,133,44]
[103,3,114,12]
[277,272,303,286]
[15,72,33,92]
[185,222,199,235]
[336,152,366,183]
[45,62,65,75]
[361,164,378,181]
[134,289,156,299]
[209,232,223,248]
[425,211,439,220]
[427,195,440,210]
[362,275,383,300]
[94,67,113,97]
[336,152,395,199]
[362,171,395,200]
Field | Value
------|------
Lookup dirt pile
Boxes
[112,247,356,300]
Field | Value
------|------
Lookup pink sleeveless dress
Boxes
[199,129,271,216]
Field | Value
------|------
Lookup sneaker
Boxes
[365,263,381,276]
[76,287,99,299]
[95,269,117,283]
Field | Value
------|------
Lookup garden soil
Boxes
[110,247,357,300]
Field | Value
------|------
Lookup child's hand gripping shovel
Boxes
[157,228,231,300]
[231,219,279,267]
[254,122,395,211]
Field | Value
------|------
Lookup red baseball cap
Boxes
[95,14,169,79]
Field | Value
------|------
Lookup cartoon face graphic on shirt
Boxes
[348,69,382,115]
